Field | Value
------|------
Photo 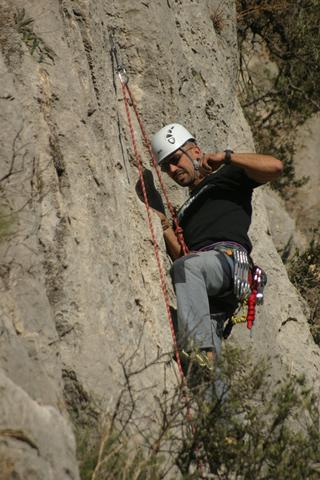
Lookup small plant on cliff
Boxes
[77,347,320,479]
[0,210,12,241]
[14,8,56,64]
[289,232,320,346]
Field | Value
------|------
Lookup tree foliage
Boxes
[236,0,320,197]
[289,234,320,345]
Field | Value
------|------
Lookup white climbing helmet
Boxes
[151,123,195,165]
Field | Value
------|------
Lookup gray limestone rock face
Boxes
[263,189,307,260]
[290,113,320,238]
[0,0,319,475]
[0,370,78,480]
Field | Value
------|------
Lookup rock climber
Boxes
[150,123,283,371]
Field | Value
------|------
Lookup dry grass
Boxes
[77,348,320,479]
[210,1,225,34]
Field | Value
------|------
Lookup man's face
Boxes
[160,143,201,187]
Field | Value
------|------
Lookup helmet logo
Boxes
[166,125,175,144]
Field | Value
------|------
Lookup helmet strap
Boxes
[192,159,200,180]
[180,147,200,180]
[193,159,200,171]
[179,146,205,190]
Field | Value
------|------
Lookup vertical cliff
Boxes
[290,113,320,237]
[0,0,319,477]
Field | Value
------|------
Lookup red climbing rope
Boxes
[110,37,206,476]
[125,85,189,256]
[120,81,185,379]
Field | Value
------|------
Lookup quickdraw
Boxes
[226,264,267,335]
[232,249,267,331]
[246,265,267,330]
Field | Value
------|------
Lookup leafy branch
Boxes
[14,8,56,64]
[236,0,320,198]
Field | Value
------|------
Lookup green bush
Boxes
[236,0,320,198]
[77,348,320,479]
[288,235,320,345]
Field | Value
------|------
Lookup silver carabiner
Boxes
[109,28,129,85]
[117,65,129,85]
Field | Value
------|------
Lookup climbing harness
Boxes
[233,248,251,300]
[197,241,267,334]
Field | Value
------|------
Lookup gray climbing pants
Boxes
[170,250,234,355]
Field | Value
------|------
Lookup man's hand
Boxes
[153,210,171,231]
[152,210,182,259]
[198,152,225,176]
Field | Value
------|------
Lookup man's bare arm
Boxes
[200,152,283,184]
[156,212,182,260]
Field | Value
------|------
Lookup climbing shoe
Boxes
[180,349,215,385]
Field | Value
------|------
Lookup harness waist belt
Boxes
[195,241,252,301]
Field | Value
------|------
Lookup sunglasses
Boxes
[160,154,181,173]
[160,145,195,173]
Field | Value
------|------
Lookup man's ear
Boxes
[193,144,201,155]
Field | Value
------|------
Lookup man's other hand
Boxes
[198,152,225,176]
[152,210,172,231]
